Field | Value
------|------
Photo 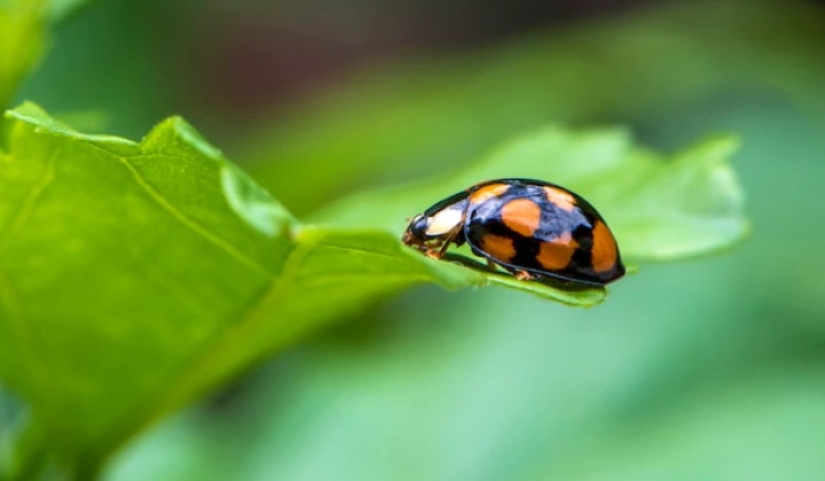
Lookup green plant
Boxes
[0,1,748,480]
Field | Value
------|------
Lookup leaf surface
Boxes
[0,104,624,477]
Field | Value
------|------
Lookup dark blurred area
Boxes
[24,0,675,135]
[13,0,825,480]
[183,0,666,114]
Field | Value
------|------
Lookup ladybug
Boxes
[402,179,625,286]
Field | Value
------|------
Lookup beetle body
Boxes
[402,179,625,286]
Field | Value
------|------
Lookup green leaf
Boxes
[0,102,284,477]
[315,127,747,262]
[0,0,48,110]
[1,104,616,478]
[0,0,90,114]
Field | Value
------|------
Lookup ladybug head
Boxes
[402,205,466,248]
[402,214,430,247]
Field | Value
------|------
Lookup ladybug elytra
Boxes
[402,179,625,286]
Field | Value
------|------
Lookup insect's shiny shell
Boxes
[404,179,625,286]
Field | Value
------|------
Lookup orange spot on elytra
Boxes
[480,234,516,263]
[543,186,576,212]
[501,198,542,237]
[469,183,510,204]
[591,221,618,273]
[536,231,579,270]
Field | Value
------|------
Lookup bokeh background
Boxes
[12,0,825,479]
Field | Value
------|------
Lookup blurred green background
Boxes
[8,0,825,479]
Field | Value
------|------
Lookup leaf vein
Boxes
[0,148,58,253]
[316,241,404,260]
[99,240,310,452]
[113,155,274,277]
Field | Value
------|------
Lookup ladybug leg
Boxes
[424,242,443,259]
[514,270,534,281]
[436,226,462,257]
[486,259,498,271]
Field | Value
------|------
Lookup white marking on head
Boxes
[425,207,464,236]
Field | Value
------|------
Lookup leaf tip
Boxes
[5,101,73,133]
[677,132,742,166]
[484,274,607,307]
[171,116,225,161]
[4,102,138,150]
[141,116,225,162]
[220,164,297,238]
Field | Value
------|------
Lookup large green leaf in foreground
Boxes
[0,103,745,477]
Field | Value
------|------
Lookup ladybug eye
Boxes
[409,215,429,239]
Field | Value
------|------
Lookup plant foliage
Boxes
[0,102,747,477]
